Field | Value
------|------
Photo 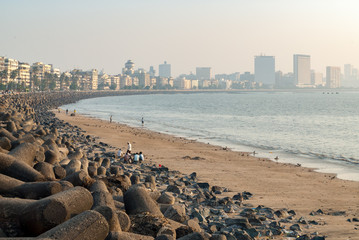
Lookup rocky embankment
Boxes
[0,92,325,240]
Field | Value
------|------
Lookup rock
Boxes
[124,185,163,217]
[164,204,187,223]
[157,192,175,205]
[94,205,121,232]
[34,161,56,180]
[20,186,94,235]
[177,232,208,240]
[37,210,109,240]
[117,210,131,232]
[0,152,45,182]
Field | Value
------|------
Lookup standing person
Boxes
[141,117,144,126]
[127,142,132,152]
[110,115,112,123]
[66,109,68,115]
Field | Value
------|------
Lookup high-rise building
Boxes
[159,61,171,78]
[326,66,341,88]
[254,55,275,85]
[196,67,212,80]
[293,54,311,87]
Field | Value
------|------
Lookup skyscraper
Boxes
[293,54,311,86]
[196,67,212,80]
[326,66,341,88]
[159,61,171,78]
[254,55,275,85]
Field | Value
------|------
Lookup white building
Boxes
[326,66,341,88]
[254,55,275,85]
[293,54,311,87]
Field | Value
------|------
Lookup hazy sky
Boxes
[1,0,359,76]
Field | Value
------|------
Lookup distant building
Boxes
[123,60,135,75]
[133,68,150,87]
[275,71,295,89]
[149,66,156,77]
[215,72,240,81]
[343,64,358,87]
[240,72,254,82]
[293,54,311,87]
[254,55,275,86]
[159,61,171,78]
[17,62,30,87]
[196,67,212,80]
[326,66,341,88]
[311,70,324,86]
[4,58,19,85]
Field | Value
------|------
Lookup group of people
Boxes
[116,142,144,164]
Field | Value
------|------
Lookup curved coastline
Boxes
[0,90,357,239]
[61,91,359,182]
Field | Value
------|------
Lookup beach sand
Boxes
[56,111,359,239]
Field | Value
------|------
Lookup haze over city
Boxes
[1,0,359,76]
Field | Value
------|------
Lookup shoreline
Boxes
[56,110,359,239]
[62,93,359,183]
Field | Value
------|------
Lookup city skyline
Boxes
[1,0,359,76]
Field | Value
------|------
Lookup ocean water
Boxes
[62,91,359,181]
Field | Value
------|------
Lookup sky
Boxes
[1,0,359,76]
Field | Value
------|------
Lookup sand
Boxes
[56,110,359,239]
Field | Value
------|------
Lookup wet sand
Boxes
[56,110,359,239]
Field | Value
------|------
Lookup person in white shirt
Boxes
[127,142,132,152]
[133,153,139,164]
[139,152,144,162]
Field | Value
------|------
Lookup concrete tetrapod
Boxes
[0,173,63,199]
[124,184,163,217]
[9,142,38,167]
[37,210,109,240]
[0,152,45,182]
[19,186,93,236]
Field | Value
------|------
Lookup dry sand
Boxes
[56,110,359,239]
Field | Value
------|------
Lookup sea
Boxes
[62,91,359,181]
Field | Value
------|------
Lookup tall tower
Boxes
[293,54,311,86]
[159,61,171,78]
[254,55,275,85]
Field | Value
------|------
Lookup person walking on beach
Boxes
[141,117,144,126]
[127,142,132,152]
[66,109,68,115]
[110,115,112,123]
